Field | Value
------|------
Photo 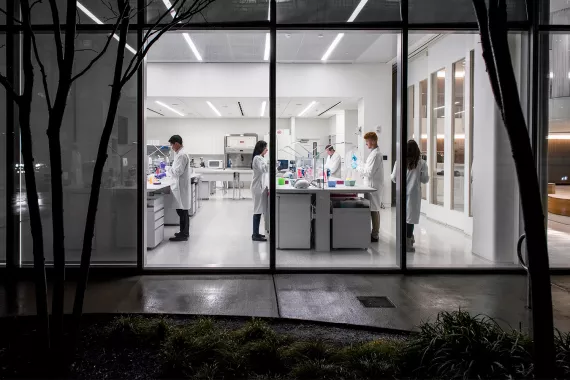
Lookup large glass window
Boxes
[431,68,445,207]
[543,32,570,268]
[143,30,269,269]
[277,0,401,24]
[275,30,399,269]
[409,0,527,24]
[407,32,524,268]
[146,0,269,24]
[0,33,5,264]
[452,58,466,212]
[20,32,139,266]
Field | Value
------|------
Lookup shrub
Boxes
[280,340,338,368]
[290,359,342,380]
[555,329,570,377]
[336,340,402,379]
[106,315,173,345]
[232,318,280,344]
[402,310,533,379]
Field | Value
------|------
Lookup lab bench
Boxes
[275,184,376,251]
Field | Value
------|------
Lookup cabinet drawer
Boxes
[154,216,165,229]
[147,196,164,211]
[155,208,165,221]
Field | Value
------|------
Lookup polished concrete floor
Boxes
[2,274,570,333]
[145,191,562,269]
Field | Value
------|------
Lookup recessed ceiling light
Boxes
[264,33,270,61]
[298,101,316,117]
[207,101,222,117]
[318,34,324,38]
[261,101,267,117]
[155,100,184,116]
[286,34,291,38]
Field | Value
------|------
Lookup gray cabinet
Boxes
[276,194,311,249]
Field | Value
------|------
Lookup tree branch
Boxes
[70,5,127,83]
[47,0,64,67]
[0,73,21,104]
[30,30,52,112]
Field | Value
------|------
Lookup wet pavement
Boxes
[1,274,569,332]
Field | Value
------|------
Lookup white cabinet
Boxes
[147,195,165,249]
[277,193,311,249]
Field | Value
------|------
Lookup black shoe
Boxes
[174,232,189,238]
[252,234,267,242]
[255,234,266,239]
[170,236,188,242]
[371,236,379,243]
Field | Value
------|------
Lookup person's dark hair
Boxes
[251,140,268,168]
[407,139,421,170]
[168,135,183,145]
[325,144,334,152]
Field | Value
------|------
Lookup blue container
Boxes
[327,180,336,188]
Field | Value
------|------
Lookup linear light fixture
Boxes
[207,101,222,117]
[298,101,316,117]
[264,33,270,61]
[183,33,203,61]
[347,0,368,22]
[261,101,267,117]
[321,33,345,61]
[162,0,178,18]
[321,0,367,61]
[77,2,136,55]
[155,100,184,116]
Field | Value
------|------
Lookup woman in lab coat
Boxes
[391,139,429,252]
[355,132,384,243]
[324,144,342,178]
[251,140,269,242]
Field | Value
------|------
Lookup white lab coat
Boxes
[170,147,191,210]
[357,147,384,212]
[251,155,268,215]
[391,159,429,224]
[325,152,342,178]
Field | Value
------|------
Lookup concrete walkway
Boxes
[2,274,570,332]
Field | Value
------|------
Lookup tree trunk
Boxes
[19,0,50,350]
[472,0,555,376]
[48,1,78,358]
[73,0,130,322]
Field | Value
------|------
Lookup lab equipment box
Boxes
[277,193,311,249]
[332,199,370,249]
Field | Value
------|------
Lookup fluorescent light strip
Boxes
[182,33,203,61]
[347,0,368,22]
[264,33,270,61]
[77,2,136,55]
[261,101,267,117]
[207,101,222,117]
[321,33,344,61]
[162,0,178,18]
[155,100,184,116]
[298,101,316,117]
[321,0,367,62]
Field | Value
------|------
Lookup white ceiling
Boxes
[146,97,359,119]
[146,31,400,63]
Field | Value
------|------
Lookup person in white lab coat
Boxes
[355,131,385,242]
[324,144,342,179]
[168,135,191,242]
[251,140,269,242]
[391,139,429,252]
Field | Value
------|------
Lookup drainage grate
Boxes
[357,296,395,308]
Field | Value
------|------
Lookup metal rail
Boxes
[517,234,532,309]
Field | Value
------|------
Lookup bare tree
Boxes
[0,0,215,370]
[472,0,555,377]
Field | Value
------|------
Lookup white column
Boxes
[444,64,454,210]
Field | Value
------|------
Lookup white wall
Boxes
[146,117,330,155]
[147,62,393,202]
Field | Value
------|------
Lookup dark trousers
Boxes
[176,209,189,237]
[253,214,262,236]
[406,223,415,238]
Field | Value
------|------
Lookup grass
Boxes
[97,312,570,379]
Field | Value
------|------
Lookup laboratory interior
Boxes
[142,27,570,269]
[6,1,570,270]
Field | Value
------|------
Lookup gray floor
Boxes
[146,193,569,269]
[2,274,570,333]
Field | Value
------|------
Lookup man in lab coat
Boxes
[355,132,384,243]
[324,144,342,179]
[168,135,191,242]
